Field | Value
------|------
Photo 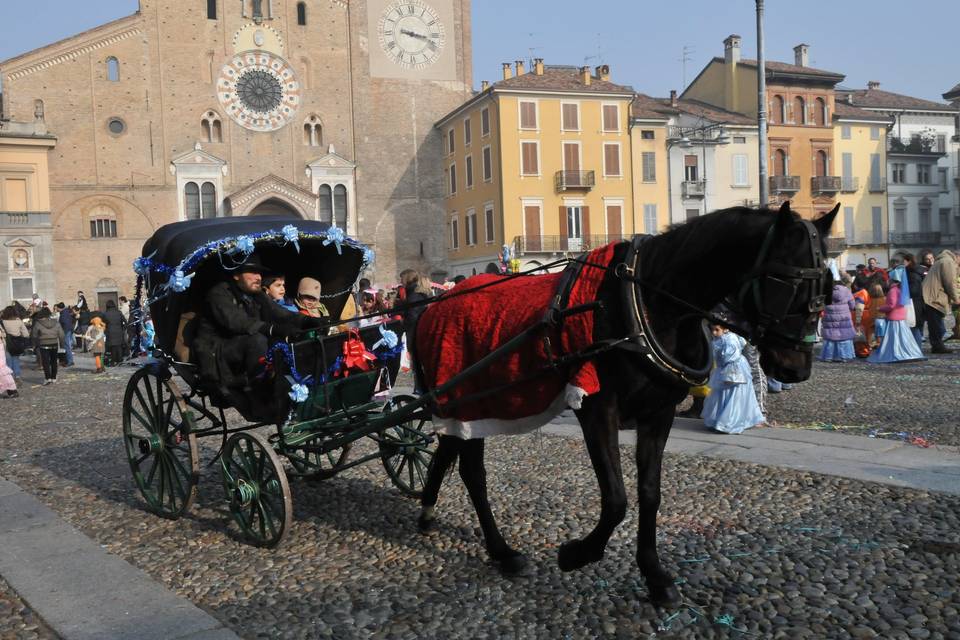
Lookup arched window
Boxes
[775,149,788,176]
[185,182,201,220]
[106,57,120,82]
[333,185,347,228]
[201,110,223,143]
[771,95,784,125]
[201,182,217,218]
[207,0,217,19]
[318,185,332,223]
[212,119,222,143]
[816,150,828,177]
[201,120,212,143]
[793,96,806,124]
[814,97,827,126]
[297,2,307,25]
[303,115,322,146]
[89,205,118,238]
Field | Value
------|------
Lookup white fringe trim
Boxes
[433,384,589,440]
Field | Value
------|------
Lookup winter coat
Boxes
[821,285,857,341]
[921,250,958,315]
[103,309,127,347]
[906,263,926,311]
[880,285,908,321]
[31,317,65,348]
[1,318,29,340]
[59,309,77,336]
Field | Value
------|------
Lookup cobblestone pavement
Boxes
[0,362,958,639]
[0,575,58,640]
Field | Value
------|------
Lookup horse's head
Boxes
[730,202,838,383]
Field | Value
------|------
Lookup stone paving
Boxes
[0,359,958,639]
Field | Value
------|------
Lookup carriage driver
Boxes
[192,255,326,396]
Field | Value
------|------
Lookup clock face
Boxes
[377,0,446,69]
[217,51,300,132]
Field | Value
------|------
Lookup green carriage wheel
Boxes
[220,432,292,548]
[122,367,200,519]
[285,436,352,480]
[379,395,437,498]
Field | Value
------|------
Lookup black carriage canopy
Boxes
[139,216,366,354]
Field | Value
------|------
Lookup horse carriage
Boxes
[121,217,438,547]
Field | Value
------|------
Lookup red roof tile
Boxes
[833,100,892,122]
[491,66,634,95]
[837,88,955,112]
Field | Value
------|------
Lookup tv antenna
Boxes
[678,45,695,90]
[584,33,605,67]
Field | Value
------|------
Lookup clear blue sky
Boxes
[1,1,957,102]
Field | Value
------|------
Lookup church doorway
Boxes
[249,198,301,218]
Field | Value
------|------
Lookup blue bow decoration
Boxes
[288,382,310,403]
[166,270,194,293]
[323,226,345,255]
[363,247,375,267]
[372,324,399,351]
[282,224,301,253]
[133,256,153,276]
[229,235,255,257]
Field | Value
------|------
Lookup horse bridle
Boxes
[731,218,830,352]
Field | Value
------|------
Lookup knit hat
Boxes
[297,277,322,299]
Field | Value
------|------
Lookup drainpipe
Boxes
[756,0,769,207]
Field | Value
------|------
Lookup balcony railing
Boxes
[867,177,886,193]
[682,180,706,198]
[889,232,943,246]
[554,170,595,191]
[0,211,51,227]
[513,234,628,254]
[844,233,887,247]
[811,176,841,195]
[840,177,859,193]
[887,135,947,155]
[824,237,847,254]
[769,175,800,193]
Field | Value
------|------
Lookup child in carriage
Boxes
[262,273,298,313]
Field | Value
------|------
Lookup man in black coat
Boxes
[903,253,927,346]
[192,256,324,395]
[102,299,126,365]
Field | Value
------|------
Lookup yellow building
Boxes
[435,61,636,275]
[682,36,847,221]
[0,117,56,305]
[833,101,892,269]
[629,94,671,233]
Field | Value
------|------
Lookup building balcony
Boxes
[554,170,595,192]
[954,167,960,186]
[844,233,887,247]
[769,175,800,194]
[824,237,847,254]
[811,176,841,196]
[887,136,947,155]
[889,231,943,246]
[0,211,51,228]
[840,177,859,193]
[867,177,886,193]
[513,233,627,254]
[681,180,706,198]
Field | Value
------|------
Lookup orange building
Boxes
[682,36,846,220]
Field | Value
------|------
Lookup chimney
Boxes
[670,89,678,108]
[481,80,489,91]
[534,58,544,75]
[501,62,512,80]
[723,34,741,64]
[846,93,853,104]
[867,80,880,90]
[580,66,592,86]
[515,60,525,76]
[595,64,610,82]
[793,43,809,67]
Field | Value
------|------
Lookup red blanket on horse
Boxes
[415,244,616,438]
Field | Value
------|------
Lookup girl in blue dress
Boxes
[701,324,765,434]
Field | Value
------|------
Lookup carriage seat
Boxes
[173,312,198,363]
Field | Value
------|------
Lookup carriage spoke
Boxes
[132,388,156,431]
[145,456,160,487]
[143,378,158,430]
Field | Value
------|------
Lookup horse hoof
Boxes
[557,539,603,572]
[417,514,438,534]
[648,584,681,608]
[495,551,527,575]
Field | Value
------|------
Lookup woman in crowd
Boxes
[358,289,385,327]
[1,305,30,380]
[103,299,126,366]
[820,276,858,362]
[701,322,765,434]
[30,307,65,384]
[0,321,19,397]
[868,270,925,363]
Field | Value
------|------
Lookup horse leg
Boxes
[558,392,627,572]
[635,406,680,606]
[418,435,461,533]
[458,438,526,574]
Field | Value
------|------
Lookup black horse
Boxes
[414,202,838,605]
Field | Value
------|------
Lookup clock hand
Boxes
[400,28,428,41]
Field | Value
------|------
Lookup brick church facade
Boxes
[0,0,471,306]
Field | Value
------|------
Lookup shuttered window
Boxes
[872,207,883,244]
[318,185,332,223]
[200,182,217,218]
[843,206,854,243]
[464,118,471,146]
[482,146,492,181]
[732,154,748,186]
[641,152,656,182]
[520,101,537,129]
[481,108,490,136]
[562,103,579,130]
[603,143,621,177]
[484,205,495,243]
[602,104,619,131]
[449,163,457,194]
[465,155,473,188]
[521,142,538,175]
[184,182,201,220]
[643,204,658,235]
[450,216,459,250]
[447,128,455,154]
[465,209,477,245]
